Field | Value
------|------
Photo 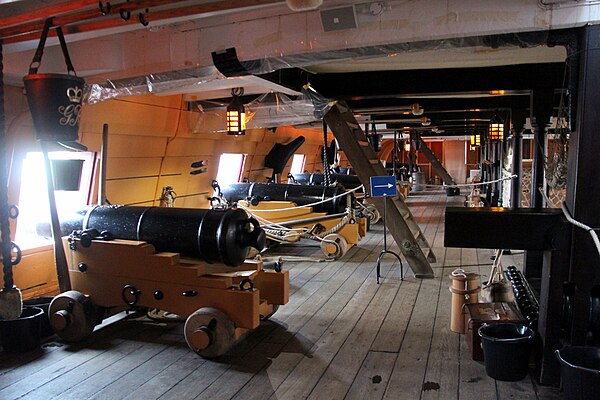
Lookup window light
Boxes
[216,153,246,185]
[290,154,306,175]
[15,151,94,250]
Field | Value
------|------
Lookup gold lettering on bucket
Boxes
[59,85,83,127]
[58,104,81,126]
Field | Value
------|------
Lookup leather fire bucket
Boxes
[23,18,84,142]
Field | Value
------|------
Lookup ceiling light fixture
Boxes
[286,0,323,11]
[411,103,424,116]
[226,87,246,135]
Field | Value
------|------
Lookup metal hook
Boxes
[120,8,131,20]
[98,1,111,15]
[138,9,149,26]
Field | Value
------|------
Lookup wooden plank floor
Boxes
[0,191,562,399]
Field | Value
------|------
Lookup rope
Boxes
[537,188,600,262]
[322,119,330,187]
[417,175,517,189]
[560,202,600,261]
[0,41,15,289]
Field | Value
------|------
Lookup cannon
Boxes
[47,205,288,358]
[217,183,369,260]
[58,205,265,267]
[220,182,352,214]
[289,173,363,192]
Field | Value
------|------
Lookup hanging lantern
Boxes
[489,114,504,141]
[404,140,411,152]
[226,87,246,135]
[469,134,481,150]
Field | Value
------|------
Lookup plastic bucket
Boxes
[555,346,600,400]
[0,306,44,353]
[478,323,535,381]
[23,296,55,337]
[51,159,83,191]
[23,73,84,142]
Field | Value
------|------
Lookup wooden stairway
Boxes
[416,135,456,185]
[324,102,435,278]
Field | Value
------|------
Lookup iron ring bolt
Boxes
[122,284,141,306]
[8,204,19,219]
[239,278,254,291]
[10,242,22,266]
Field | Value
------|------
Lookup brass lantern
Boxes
[488,114,504,141]
[226,88,246,135]
[469,134,480,150]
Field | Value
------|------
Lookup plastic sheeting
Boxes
[82,29,553,104]
[188,84,335,132]
[85,65,221,104]
[245,85,335,128]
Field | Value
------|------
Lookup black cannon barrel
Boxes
[221,182,351,214]
[290,173,363,192]
[59,205,265,267]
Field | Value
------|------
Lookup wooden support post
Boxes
[510,109,527,208]
[530,88,554,209]
[565,24,600,346]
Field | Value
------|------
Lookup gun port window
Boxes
[215,153,246,185]
[290,154,306,175]
[15,151,95,250]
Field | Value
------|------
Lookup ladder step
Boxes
[425,249,437,263]
[324,101,435,278]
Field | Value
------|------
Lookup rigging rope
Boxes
[0,40,16,290]
[538,188,600,261]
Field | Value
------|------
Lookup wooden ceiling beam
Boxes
[0,0,190,40]
[0,0,98,28]
[1,0,283,44]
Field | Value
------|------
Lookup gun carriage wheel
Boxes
[49,290,98,342]
[184,307,235,358]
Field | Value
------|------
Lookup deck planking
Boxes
[0,190,561,399]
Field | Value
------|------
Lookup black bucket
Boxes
[23,296,55,337]
[0,306,44,353]
[23,73,84,142]
[478,323,535,381]
[50,159,84,191]
[555,346,600,400]
[446,187,460,196]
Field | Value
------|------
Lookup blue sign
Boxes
[370,175,397,197]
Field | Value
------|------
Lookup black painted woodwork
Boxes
[565,24,600,347]
[311,63,565,100]
[444,207,565,250]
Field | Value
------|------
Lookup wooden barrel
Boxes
[449,271,481,333]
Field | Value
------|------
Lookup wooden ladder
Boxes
[324,102,436,278]
[416,135,455,185]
